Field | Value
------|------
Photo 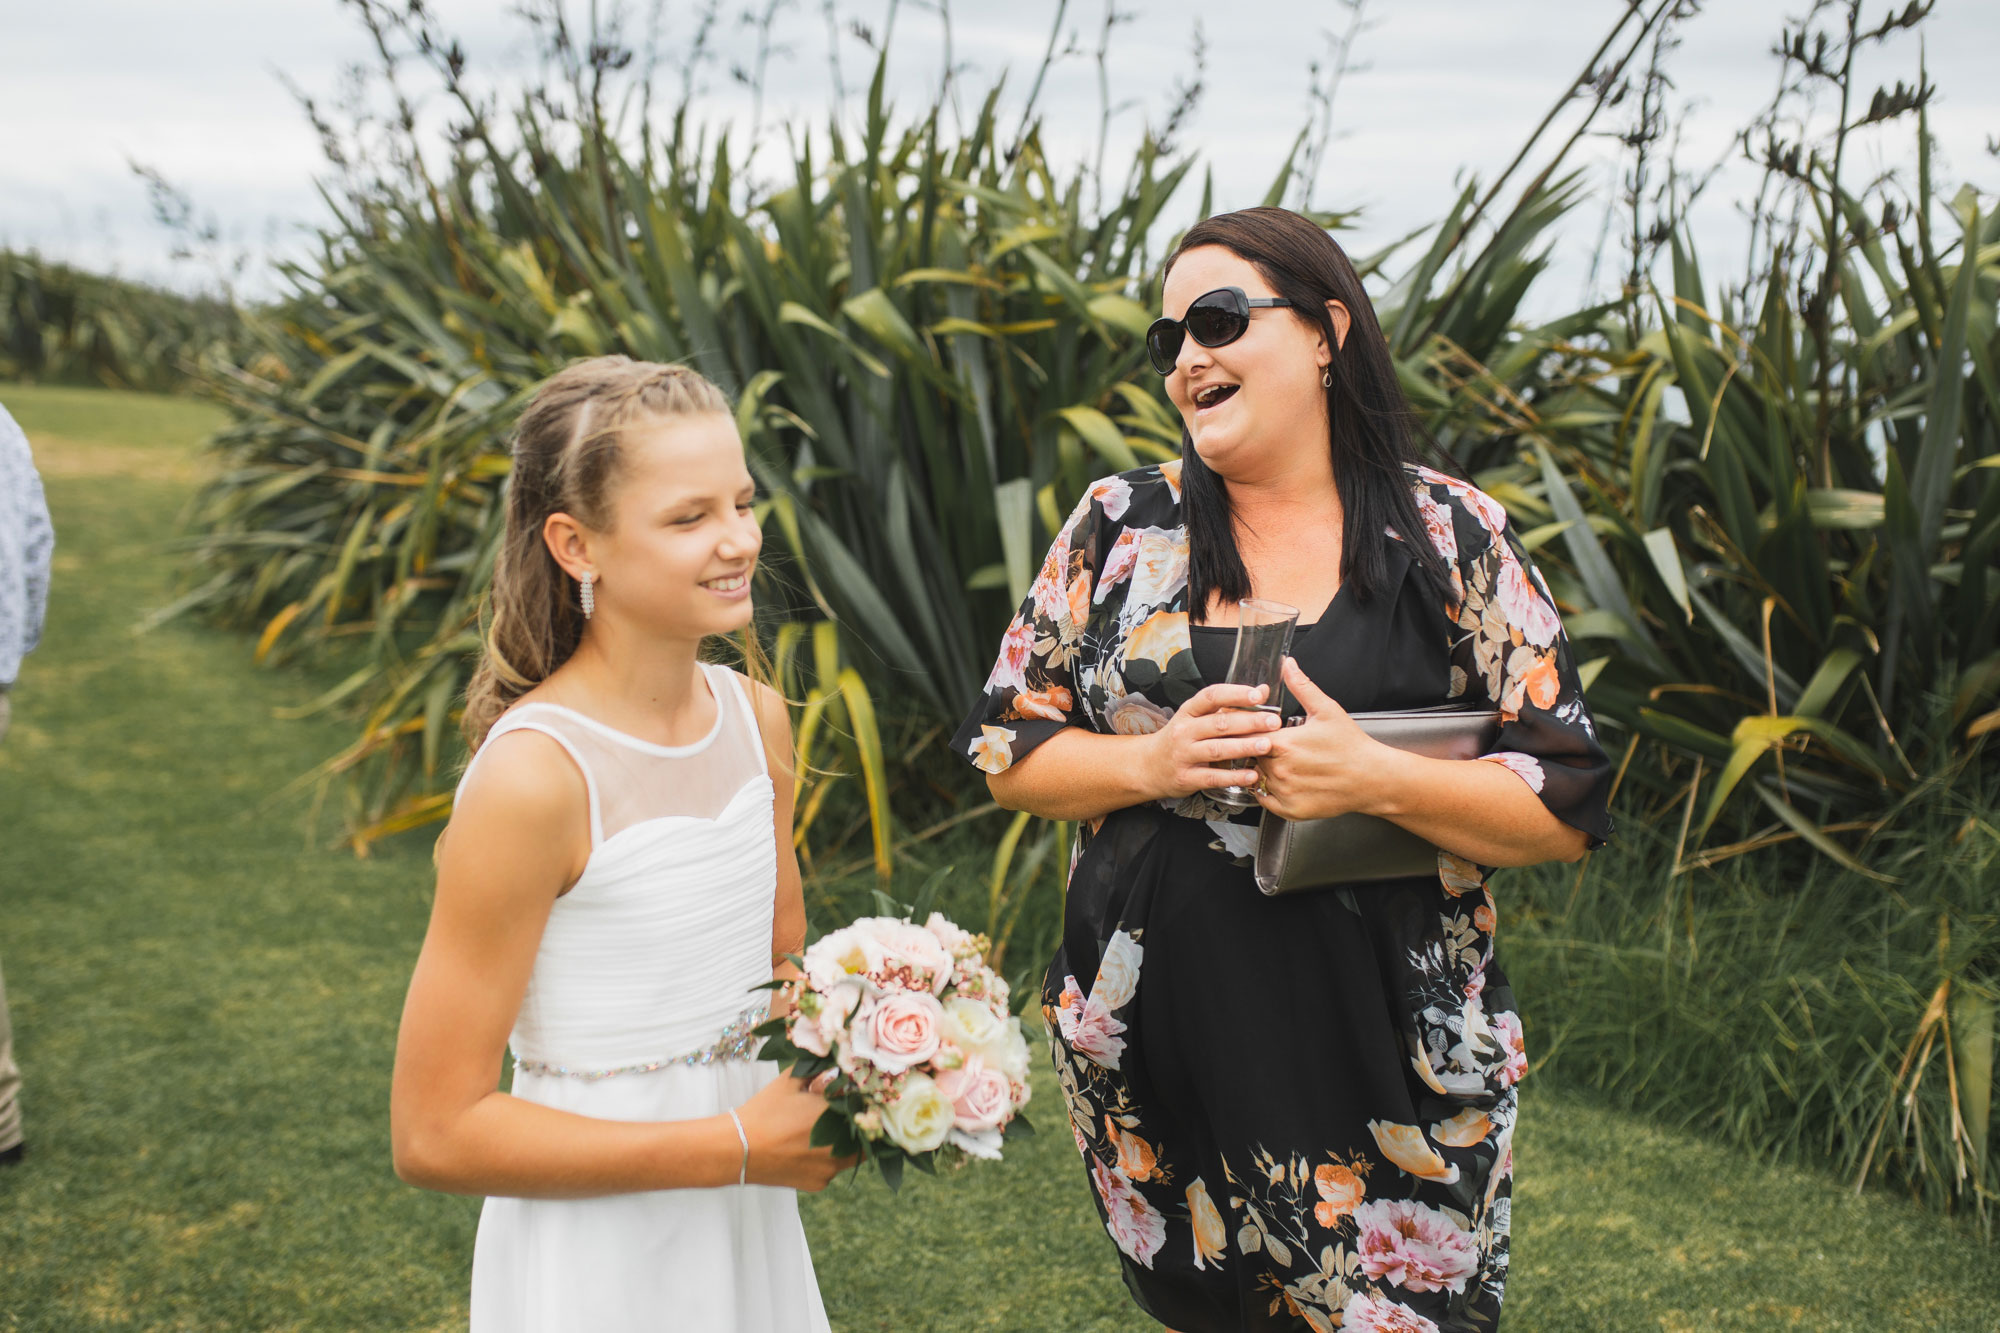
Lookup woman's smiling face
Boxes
[1160,245,1334,482]
[564,411,763,642]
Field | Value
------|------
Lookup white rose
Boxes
[801,926,884,991]
[941,996,1007,1054]
[1126,528,1190,611]
[1091,930,1144,1012]
[941,998,1033,1083]
[993,1018,1033,1084]
[880,1073,955,1154]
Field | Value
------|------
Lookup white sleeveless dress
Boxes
[463,663,830,1333]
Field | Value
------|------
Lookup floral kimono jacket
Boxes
[951,460,1612,1333]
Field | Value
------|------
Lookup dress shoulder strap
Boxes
[714,664,772,780]
[458,707,605,848]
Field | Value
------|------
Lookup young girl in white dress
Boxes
[390,357,848,1331]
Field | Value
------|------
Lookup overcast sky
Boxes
[4,0,1995,308]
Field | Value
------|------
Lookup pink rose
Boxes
[1096,530,1141,602]
[1494,549,1562,648]
[1490,1010,1528,1088]
[984,620,1036,695]
[1457,481,1510,536]
[789,1010,831,1057]
[1090,1156,1166,1269]
[934,1055,1013,1132]
[1352,1198,1478,1294]
[1054,975,1127,1070]
[923,911,975,956]
[1030,533,1073,623]
[848,990,944,1075]
[867,920,954,995]
[1415,491,1458,565]
[1482,750,1546,794]
[1342,1292,1443,1333]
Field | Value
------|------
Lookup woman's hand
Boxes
[1253,658,1404,821]
[1141,682,1285,801]
[734,1075,857,1192]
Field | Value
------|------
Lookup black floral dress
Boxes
[951,461,1612,1333]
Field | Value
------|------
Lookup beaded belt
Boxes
[511,1002,771,1082]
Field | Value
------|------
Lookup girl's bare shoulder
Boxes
[451,726,590,838]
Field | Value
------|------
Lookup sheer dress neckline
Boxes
[507,666,726,757]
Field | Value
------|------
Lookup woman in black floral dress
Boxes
[951,208,1612,1333]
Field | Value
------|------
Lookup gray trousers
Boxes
[0,688,20,1150]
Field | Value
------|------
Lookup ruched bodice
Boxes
[509,775,777,1068]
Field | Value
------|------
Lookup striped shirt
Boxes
[0,403,53,687]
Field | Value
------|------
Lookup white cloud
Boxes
[3,0,1992,305]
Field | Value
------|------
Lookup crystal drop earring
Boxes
[579,571,596,619]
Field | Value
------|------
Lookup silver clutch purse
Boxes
[1253,707,1502,894]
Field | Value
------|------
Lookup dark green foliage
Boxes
[1506,752,1999,1222]
[0,253,248,393]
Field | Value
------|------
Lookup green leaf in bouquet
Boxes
[809,1107,856,1154]
[875,1147,905,1194]
[760,1037,810,1071]
[909,1151,938,1177]
[1002,1111,1037,1141]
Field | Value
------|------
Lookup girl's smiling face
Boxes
[554,411,763,641]
[1160,245,1339,483]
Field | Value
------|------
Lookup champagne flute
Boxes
[1208,598,1299,810]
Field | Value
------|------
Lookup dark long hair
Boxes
[1165,207,1460,620]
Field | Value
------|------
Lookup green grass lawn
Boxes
[1,382,1995,1332]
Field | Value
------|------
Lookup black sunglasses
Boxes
[1145,286,1292,374]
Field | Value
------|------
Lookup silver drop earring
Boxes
[1322,367,1332,388]
[579,571,596,619]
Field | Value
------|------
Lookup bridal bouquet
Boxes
[754,912,1035,1188]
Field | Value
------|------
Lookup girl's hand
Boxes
[1142,682,1284,800]
[1254,659,1403,821]
[733,1075,857,1192]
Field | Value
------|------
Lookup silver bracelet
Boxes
[727,1108,749,1186]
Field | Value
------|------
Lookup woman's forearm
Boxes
[393,1092,741,1199]
[1365,749,1590,868]
[987,726,1164,823]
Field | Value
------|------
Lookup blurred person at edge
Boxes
[0,400,55,1168]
